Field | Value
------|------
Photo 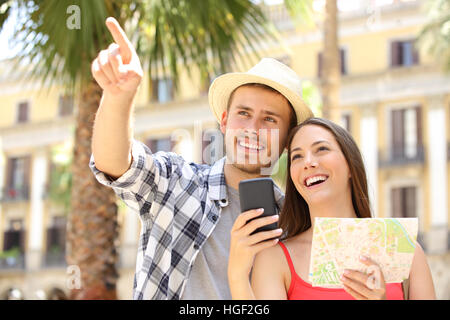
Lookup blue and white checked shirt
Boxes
[89,139,284,300]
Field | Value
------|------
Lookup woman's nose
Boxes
[304,152,318,169]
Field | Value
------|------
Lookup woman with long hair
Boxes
[228,117,435,299]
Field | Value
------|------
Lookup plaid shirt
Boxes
[89,139,284,300]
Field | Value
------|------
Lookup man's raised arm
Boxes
[91,17,144,179]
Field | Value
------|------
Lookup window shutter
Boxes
[23,156,31,198]
[404,187,416,218]
[415,106,422,147]
[412,40,419,65]
[340,49,347,75]
[390,41,400,67]
[6,158,14,191]
[145,138,157,152]
[391,188,402,218]
[150,79,159,102]
[17,102,29,123]
[391,109,405,159]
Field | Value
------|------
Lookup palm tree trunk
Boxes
[67,79,119,300]
[321,0,341,122]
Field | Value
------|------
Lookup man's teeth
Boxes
[306,175,327,187]
[239,140,263,150]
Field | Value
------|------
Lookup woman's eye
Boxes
[317,146,329,152]
[291,154,302,161]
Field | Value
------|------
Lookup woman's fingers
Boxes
[341,255,387,300]
[341,271,373,298]
[343,284,367,300]
[231,208,265,232]
[239,213,279,236]
[247,228,283,246]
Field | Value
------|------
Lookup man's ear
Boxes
[219,110,228,135]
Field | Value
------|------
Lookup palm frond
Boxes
[417,0,450,72]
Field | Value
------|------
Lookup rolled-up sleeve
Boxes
[89,139,178,223]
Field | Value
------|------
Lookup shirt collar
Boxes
[207,157,228,202]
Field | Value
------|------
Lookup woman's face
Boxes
[289,124,351,207]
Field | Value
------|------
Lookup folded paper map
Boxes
[309,217,418,288]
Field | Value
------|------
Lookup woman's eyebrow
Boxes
[290,140,330,153]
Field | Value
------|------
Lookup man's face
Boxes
[220,85,293,175]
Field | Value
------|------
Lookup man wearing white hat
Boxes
[90,17,313,300]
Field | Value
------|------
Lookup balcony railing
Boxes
[0,186,30,203]
[378,144,425,167]
[43,249,66,268]
[447,142,450,161]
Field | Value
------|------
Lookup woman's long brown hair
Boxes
[279,117,372,240]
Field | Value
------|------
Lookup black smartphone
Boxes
[238,177,279,235]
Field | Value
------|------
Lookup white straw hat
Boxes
[208,58,313,124]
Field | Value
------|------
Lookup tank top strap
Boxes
[278,241,296,277]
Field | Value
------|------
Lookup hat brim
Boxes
[208,72,314,125]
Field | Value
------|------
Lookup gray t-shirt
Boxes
[181,185,241,300]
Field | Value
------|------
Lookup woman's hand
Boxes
[228,209,282,296]
[341,255,387,300]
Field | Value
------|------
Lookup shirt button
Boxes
[212,215,218,222]
[193,244,199,250]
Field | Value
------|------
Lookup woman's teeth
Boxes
[305,175,328,187]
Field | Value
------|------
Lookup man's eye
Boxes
[238,111,249,116]
[264,117,276,123]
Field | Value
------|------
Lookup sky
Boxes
[0,4,20,61]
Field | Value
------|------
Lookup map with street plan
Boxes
[309,217,418,288]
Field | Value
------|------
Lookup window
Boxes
[4,156,30,201]
[45,216,67,267]
[390,106,422,161]
[58,95,74,117]
[16,101,29,123]
[1,219,25,269]
[151,78,174,103]
[391,186,417,218]
[145,137,173,153]
[390,39,419,68]
[317,48,347,78]
[3,219,25,252]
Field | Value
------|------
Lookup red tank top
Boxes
[278,242,404,300]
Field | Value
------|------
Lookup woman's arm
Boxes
[228,210,282,300]
[250,244,288,300]
[408,243,436,300]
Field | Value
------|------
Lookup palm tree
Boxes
[320,0,341,122]
[1,0,274,299]
[418,0,450,72]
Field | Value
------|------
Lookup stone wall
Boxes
[427,253,450,300]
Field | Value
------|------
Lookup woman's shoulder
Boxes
[256,240,286,263]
